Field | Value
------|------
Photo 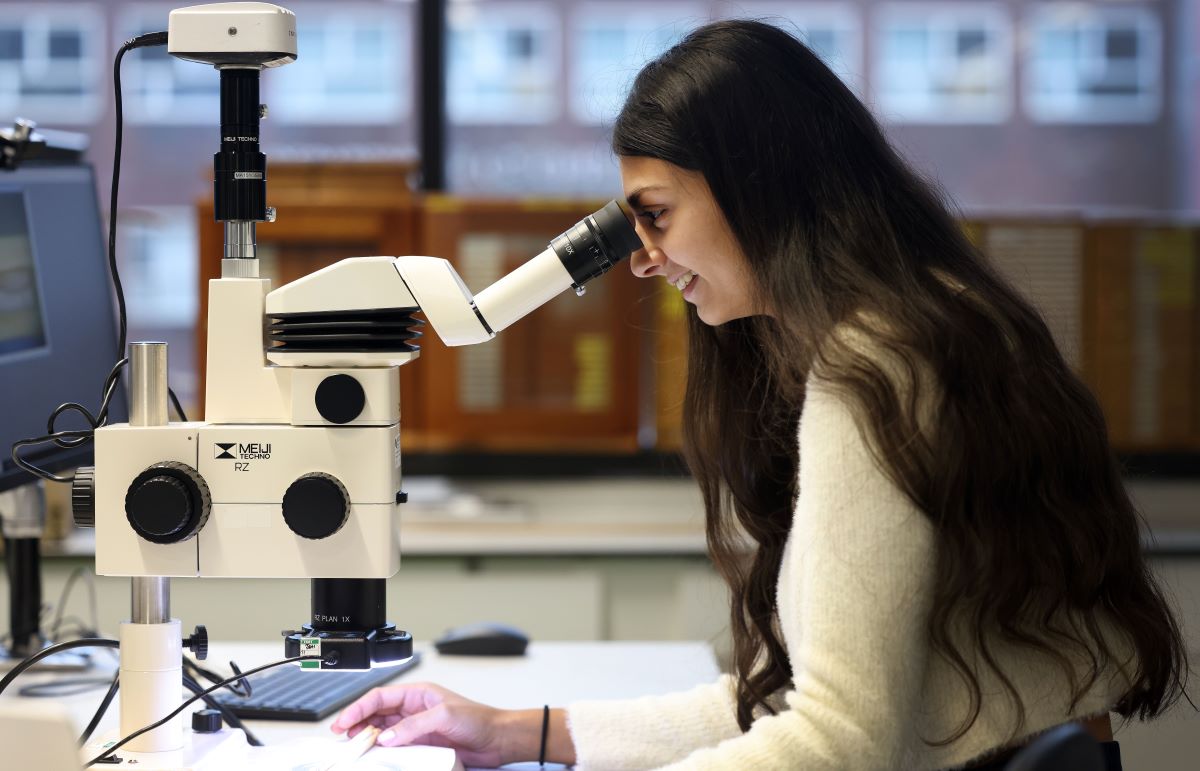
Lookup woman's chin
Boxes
[696,305,728,326]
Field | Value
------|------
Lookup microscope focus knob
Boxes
[315,374,365,424]
[71,466,96,528]
[184,624,209,661]
[125,462,211,544]
[282,473,350,540]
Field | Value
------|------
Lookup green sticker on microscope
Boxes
[300,636,321,669]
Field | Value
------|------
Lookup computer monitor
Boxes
[0,163,127,493]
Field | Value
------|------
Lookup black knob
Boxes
[130,476,190,536]
[192,708,223,734]
[184,624,209,661]
[282,473,349,540]
[125,462,211,544]
[315,374,365,424]
[72,466,96,528]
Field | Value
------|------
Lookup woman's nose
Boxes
[629,228,666,278]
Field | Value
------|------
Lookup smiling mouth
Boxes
[672,271,696,291]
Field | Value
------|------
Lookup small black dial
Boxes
[192,708,223,734]
[72,466,96,528]
[315,374,365,424]
[125,462,211,544]
[282,473,350,540]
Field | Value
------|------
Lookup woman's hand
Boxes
[330,682,523,767]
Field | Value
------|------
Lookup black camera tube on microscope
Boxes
[214,68,266,223]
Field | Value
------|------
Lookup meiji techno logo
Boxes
[213,442,272,460]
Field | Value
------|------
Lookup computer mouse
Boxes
[433,622,529,656]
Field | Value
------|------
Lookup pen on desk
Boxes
[323,724,381,770]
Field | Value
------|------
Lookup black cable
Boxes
[18,675,113,697]
[0,638,120,697]
[182,674,262,747]
[183,657,251,698]
[169,387,189,422]
[79,671,119,746]
[86,654,323,767]
[10,30,183,484]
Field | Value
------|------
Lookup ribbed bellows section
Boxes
[267,308,424,353]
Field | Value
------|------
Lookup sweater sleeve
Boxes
[656,378,939,771]
[566,673,743,769]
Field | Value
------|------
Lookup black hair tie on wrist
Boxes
[539,704,550,766]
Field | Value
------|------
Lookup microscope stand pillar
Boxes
[117,344,185,753]
[90,578,249,768]
[120,577,183,753]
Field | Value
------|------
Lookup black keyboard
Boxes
[211,653,421,721]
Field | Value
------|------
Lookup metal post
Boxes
[131,577,171,625]
[121,341,181,752]
[0,482,46,658]
[129,342,169,428]
[222,219,261,277]
[128,341,171,622]
[223,220,257,261]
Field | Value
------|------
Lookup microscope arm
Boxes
[263,201,640,353]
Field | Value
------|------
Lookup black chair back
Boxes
[1005,724,1105,771]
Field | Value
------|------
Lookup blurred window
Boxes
[271,2,411,125]
[121,2,411,126]
[448,1,561,124]
[117,205,199,408]
[0,4,104,125]
[569,4,703,125]
[875,3,1012,123]
[1025,5,1160,123]
[120,4,220,124]
[721,3,863,90]
[118,206,197,328]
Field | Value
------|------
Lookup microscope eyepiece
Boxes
[466,199,644,337]
[591,200,643,260]
[550,200,643,290]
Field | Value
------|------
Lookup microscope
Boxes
[66,2,641,766]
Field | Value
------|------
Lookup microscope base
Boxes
[83,726,251,769]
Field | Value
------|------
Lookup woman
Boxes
[331,20,1187,769]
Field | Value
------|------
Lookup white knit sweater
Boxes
[566,370,1129,770]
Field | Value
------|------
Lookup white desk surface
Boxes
[4,640,721,770]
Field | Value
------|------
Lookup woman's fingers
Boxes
[377,704,450,747]
[330,683,442,734]
[343,714,394,739]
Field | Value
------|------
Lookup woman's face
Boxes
[620,156,762,325]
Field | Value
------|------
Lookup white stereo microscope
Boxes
[63,3,641,766]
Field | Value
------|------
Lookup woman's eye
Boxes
[639,209,666,225]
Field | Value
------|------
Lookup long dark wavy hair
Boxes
[614,19,1188,739]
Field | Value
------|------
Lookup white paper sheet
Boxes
[245,736,464,771]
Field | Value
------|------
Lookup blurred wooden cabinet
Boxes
[415,196,645,451]
[196,165,647,451]
[197,161,425,434]
[653,282,687,451]
[964,216,1200,452]
[1082,224,1199,450]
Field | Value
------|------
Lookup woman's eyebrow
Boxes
[626,185,668,209]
